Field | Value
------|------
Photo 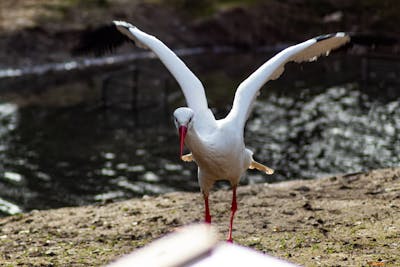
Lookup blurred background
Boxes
[0,0,399,216]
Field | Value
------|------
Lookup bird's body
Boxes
[186,116,252,193]
[106,21,350,242]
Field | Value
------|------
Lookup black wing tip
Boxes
[315,32,399,48]
[315,33,336,42]
[71,22,128,56]
[315,32,348,42]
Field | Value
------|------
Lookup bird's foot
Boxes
[249,160,274,175]
[181,153,194,162]
[226,238,233,243]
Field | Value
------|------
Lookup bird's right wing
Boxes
[226,33,350,128]
[117,22,212,113]
[75,21,209,113]
[113,21,209,113]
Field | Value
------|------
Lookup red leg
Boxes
[204,194,211,224]
[227,186,237,243]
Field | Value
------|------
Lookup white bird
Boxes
[110,21,350,242]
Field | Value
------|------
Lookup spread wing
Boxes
[226,33,350,128]
[113,21,209,113]
[75,21,209,113]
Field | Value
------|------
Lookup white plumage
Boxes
[114,21,350,242]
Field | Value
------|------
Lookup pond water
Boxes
[0,51,399,216]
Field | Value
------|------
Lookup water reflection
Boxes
[0,53,399,216]
[0,103,22,215]
[248,84,400,181]
[0,103,201,216]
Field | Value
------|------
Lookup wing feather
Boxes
[113,21,209,113]
[72,23,130,56]
[226,32,350,128]
[74,21,208,113]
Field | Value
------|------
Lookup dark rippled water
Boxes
[0,52,399,216]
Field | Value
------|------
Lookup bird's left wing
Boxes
[226,33,350,128]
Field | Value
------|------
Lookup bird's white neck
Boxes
[192,108,217,135]
[183,108,218,160]
[185,123,203,153]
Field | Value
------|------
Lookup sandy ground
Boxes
[0,168,399,266]
[0,1,399,267]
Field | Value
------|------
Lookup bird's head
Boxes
[173,107,194,159]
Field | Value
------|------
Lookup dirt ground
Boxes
[0,168,399,266]
[0,1,399,267]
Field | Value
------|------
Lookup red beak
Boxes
[178,125,187,158]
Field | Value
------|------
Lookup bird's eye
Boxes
[188,117,192,123]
